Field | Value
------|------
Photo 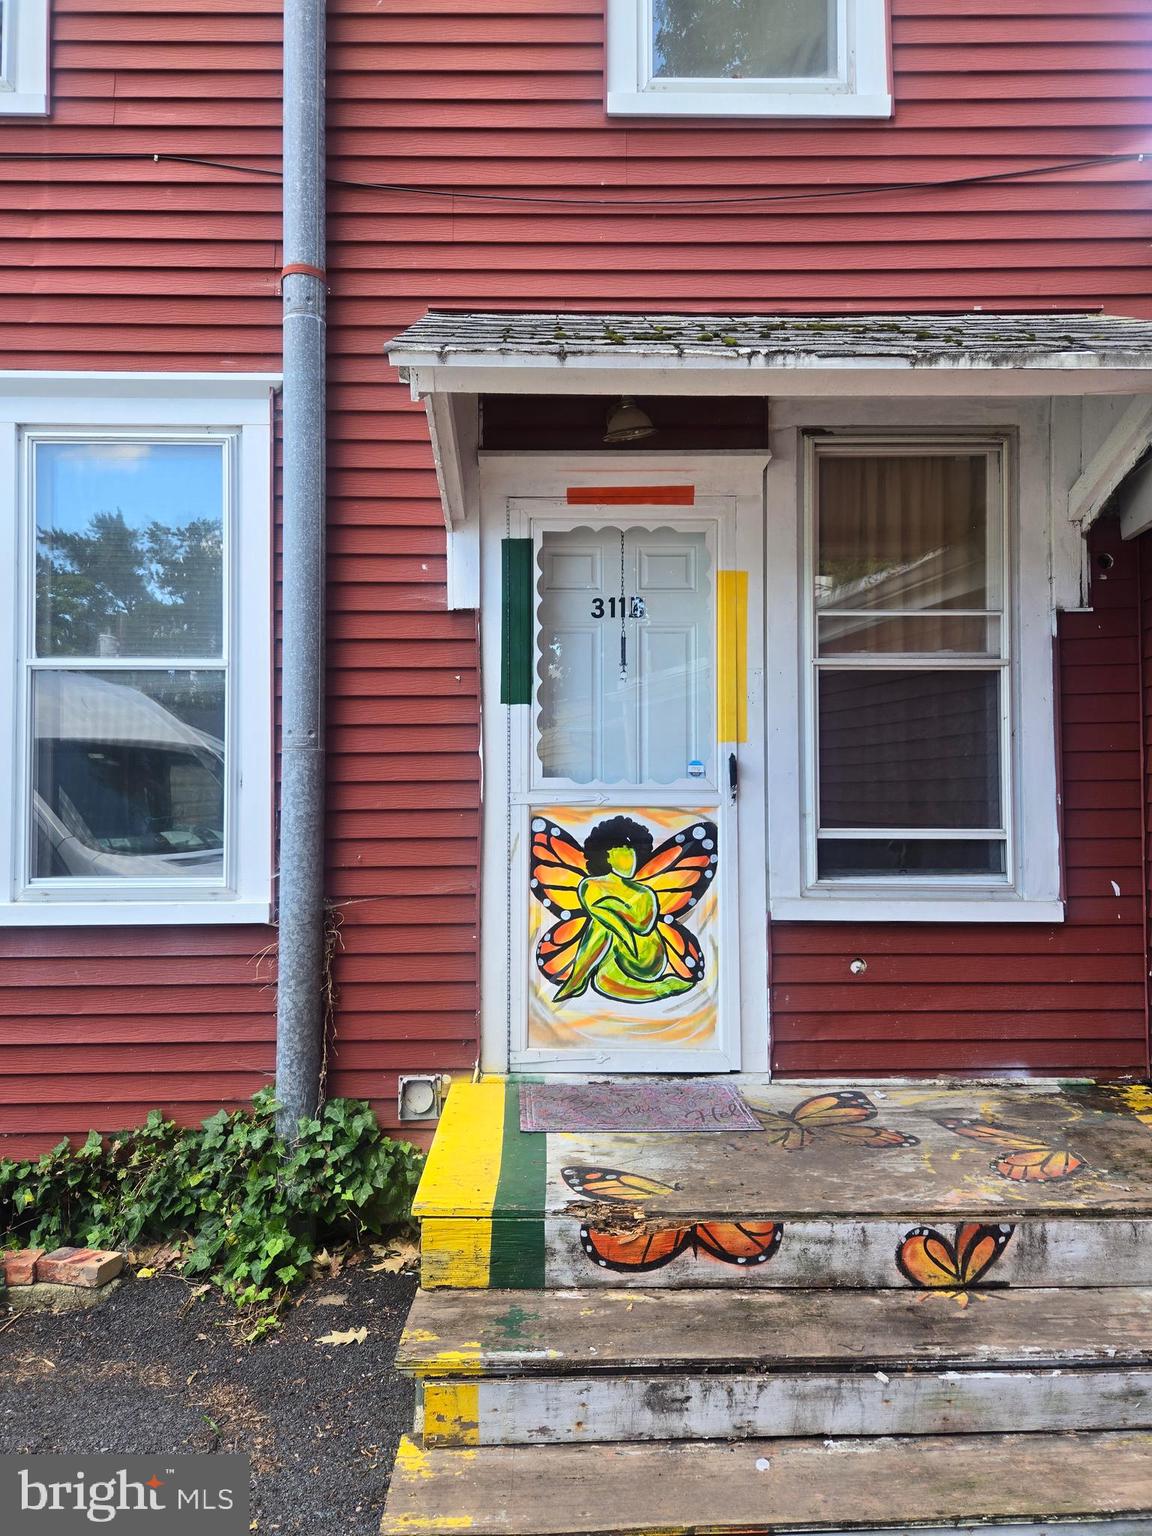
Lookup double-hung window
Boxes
[0,0,49,115]
[766,413,1062,924]
[810,439,1009,886]
[606,0,891,118]
[0,377,276,924]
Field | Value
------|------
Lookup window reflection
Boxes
[32,670,225,880]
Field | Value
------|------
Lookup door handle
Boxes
[728,752,738,803]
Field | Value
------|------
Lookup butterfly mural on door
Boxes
[528,807,721,1051]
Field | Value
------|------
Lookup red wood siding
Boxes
[335,0,1151,1082]
[771,519,1151,1077]
[0,1,286,1159]
[5,0,1152,1159]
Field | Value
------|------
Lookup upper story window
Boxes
[0,376,276,926]
[0,0,49,115]
[606,0,892,118]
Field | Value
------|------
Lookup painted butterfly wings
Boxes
[561,1166,677,1204]
[754,1091,920,1153]
[937,1117,1086,1183]
[530,818,719,987]
[563,1165,782,1274]
[897,1222,1015,1292]
[579,1219,782,1273]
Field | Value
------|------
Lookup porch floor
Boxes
[417,1077,1152,1226]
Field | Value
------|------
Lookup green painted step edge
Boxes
[490,1082,547,1288]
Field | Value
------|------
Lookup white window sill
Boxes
[606,90,893,118]
[1,899,273,927]
[0,91,48,115]
[769,896,1065,925]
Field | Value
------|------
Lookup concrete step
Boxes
[416,1079,1152,1289]
[380,1430,1152,1535]
[401,1286,1152,1446]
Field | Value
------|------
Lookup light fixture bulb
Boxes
[603,396,656,444]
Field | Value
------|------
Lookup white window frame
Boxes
[0,372,280,926]
[766,400,1064,924]
[0,0,49,116]
[606,0,892,118]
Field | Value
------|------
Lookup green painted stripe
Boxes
[489,1079,547,1288]
[500,537,533,706]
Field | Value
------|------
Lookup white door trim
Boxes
[477,453,769,1076]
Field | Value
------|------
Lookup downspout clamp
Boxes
[275,0,327,1136]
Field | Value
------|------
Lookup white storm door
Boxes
[507,499,744,1073]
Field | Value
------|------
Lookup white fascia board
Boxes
[399,361,1152,400]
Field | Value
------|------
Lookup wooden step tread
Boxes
[415,1079,1152,1224]
[381,1430,1152,1535]
[399,1285,1152,1376]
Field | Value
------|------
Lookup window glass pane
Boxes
[32,669,225,880]
[652,0,835,80]
[817,838,1007,879]
[818,614,1001,657]
[35,441,225,659]
[816,453,995,614]
[536,527,713,784]
[818,670,1002,830]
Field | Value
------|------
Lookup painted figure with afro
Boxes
[530,812,718,1005]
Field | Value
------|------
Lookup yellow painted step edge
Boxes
[413,1080,506,1221]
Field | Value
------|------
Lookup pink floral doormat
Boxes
[518,1081,763,1133]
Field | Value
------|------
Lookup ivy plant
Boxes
[0,1090,423,1335]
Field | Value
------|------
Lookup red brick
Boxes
[34,1247,123,1288]
[2,1248,45,1286]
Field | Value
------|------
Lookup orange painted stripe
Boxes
[566,486,695,506]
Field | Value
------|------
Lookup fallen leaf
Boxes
[315,1327,368,1347]
[136,1267,156,1280]
[314,1293,347,1307]
[369,1240,419,1274]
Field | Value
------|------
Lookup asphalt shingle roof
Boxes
[386,311,1152,369]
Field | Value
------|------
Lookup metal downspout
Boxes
[275,0,327,1135]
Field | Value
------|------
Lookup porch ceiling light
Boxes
[604,395,656,443]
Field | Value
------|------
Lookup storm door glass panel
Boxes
[652,0,835,80]
[536,526,713,784]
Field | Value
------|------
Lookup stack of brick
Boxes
[2,1247,124,1310]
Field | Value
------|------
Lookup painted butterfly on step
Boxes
[896,1221,1016,1306]
[561,1165,783,1273]
[746,1090,919,1153]
[937,1118,1086,1183]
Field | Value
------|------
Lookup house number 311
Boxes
[590,596,646,618]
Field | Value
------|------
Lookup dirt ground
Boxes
[0,1261,419,1535]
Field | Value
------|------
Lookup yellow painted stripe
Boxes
[717,568,748,744]
[413,1079,506,1220]
[420,1218,494,1290]
[1119,1082,1152,1129]
[424,1381,482,1447]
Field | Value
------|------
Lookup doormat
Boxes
[519,1081,763,1134]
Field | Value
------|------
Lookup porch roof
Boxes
[387,310,1152,396]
